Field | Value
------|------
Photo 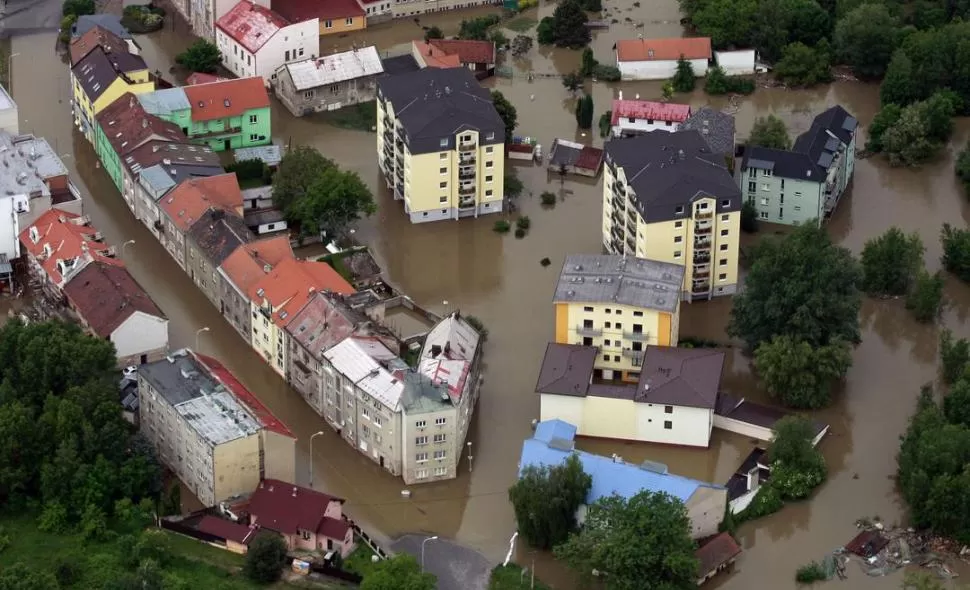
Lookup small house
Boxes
[610,96,691,137]
[548,139,603,177]
[273,46,384,117]
[615,37,711,81]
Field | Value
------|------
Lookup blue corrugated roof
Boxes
[137,88,190,116]
[519,420,722,503]
[139,164,176,196]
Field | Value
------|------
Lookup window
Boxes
[605,309,611,314]
[285,50,291,61]
[794,205,801,211]
[721,214,729,221]
[720,229,729,236]
[485,146,493,153]
[603,339,611,347]
[794,191,802,197]
[416,452,428,463]
[485,189,493,196]
[718,273,727,281]
[439,181,447,188]
[748,181,756,192]
[298,47,304,57]
[613,355,620,362]
[415,435,428,445]
[325,19,332,28]
[664,420,673,429]
[673,250,682,259]
[249,134,259,141]
[433,466,447,476]
[486,131,495,140]
[435,417,446,425]
[330,84,339,94]
[415,420,427,428]
[674,221,683,228]
[763,168,773,177]
[433,450,447,460]
[485,160,493,168]
[719,244,728,251]
[719,258,727,266]
[440,152,448,159]
[761,183,770,191]
[249,114,257,124]
[485,175,493,182]
[604,322,611,329]
[664,405,673,414]
[433,433,446,443]
[633,311,643,317]
[615,323,622,329]
[760,197,769,206]
[373,416,383,427]
[721,199,730,207]
[583,306,594,312]
[440,138,448,147]
[416,469,428,479]
[345,17,354,24]
[439,196,447,203]
[440,167,447,174]
[759,211,769,219]
[616,310,622,315]
[303,90,313,99]
[675,206,684,214]
[674,236,682,243]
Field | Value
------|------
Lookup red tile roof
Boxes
[186,72,228,85]
[97,93,185,157]
[273,0,364,24]
[248,479,347,539]
[411,40,461,69]
[429,39,495,65]
[160,174,243,231]
[250,258,354,329]
[19,209,118,286]
[216,1,291,54]
[220,235,294,295]
[69,25,126,66]
[695,532,742,576]
[197,354,295,438]
[197,515,257,545]
[575,146,604,172]
[611,99,691,125]
[63,261,165,338]
[616,37,712,62]
[182,78,270,122]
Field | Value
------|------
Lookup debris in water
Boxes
[540,258,551,267]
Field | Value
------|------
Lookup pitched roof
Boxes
[188,210,254,267]
[534,343,597,396]
[681,106,735,155]
[429,39,495,64]
[97,93,185,157]
[696,532,742,575]
[196,515,257,545]
[69,25,126,66]
[553,254,684,313]
[636,346,725,409]
[411,41,461,68]
[285,291,363,358]
[604,130,740,223]
[196,354,295,438]
[611,99,690,125]
[186,72,229,85]
[72,47,149,102]
[281,47,384,91]
[216,1,291,54]
[62,260,165,337]
[137,87,191,116]
[273,0,363,23]
[124,140,220,177]
[19,208,118,285]
[219,235,294,295]
[248,479,348,539]
[182,78,270,122]
[324,337,406,409]
[615,37,712,62]
[160,174,243,232]
[250,258,354,328]
[73,14,133,40]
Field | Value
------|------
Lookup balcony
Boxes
[695,209,713,220]
[693,253,711,265]
[610,237,623,253]
[625,235,635,251]
[459,169,476,180]
[458,197,476,210]
[459,185,476,196]
[626,217,636,235]
[576,324,602,337]
[612,182,625,195]
[692,280,711,294]
[459,151,476,164]
[622,349,643,364]
[624,330,650,342]
[611,194,624,211]
[611,224,624,241]
[395,152,404,166]
[395,138,404,151]
[191,125,242,139]
[383,127,393,141]
[458,142,477,152]
[693,268,711,279]
[395,167,404,181]
[694,237,712,250]
[695,221,712,234]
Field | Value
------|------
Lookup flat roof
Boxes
[554,254,684,313]
[0,133,69,199]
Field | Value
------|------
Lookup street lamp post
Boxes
[309,431,325,487]
[195,326,210,351]
[121,239,135,258]
[421,536,438,572]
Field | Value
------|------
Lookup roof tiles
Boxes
[616,37,712,62]
[216,1,291,54]
[182,77,270,122]
[97,93,185,157]
[272,0,363,25]
[19,208,118,285]
[220,235,294,295]
[428,39,495,65]
[636,347,725,409]
[197,354,295,438]
[248,479,347,538]
[160,174,243,232]
[250,258,354,329]
[611,99,691,125]
[69,25,126,66]
[62,260,165,337]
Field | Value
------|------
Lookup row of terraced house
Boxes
[67,19,485,487]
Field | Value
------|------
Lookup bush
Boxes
[244,533,288,584]
[670,57,695,92]
[591,64,621,81]
[575,94,594,129]
[705,65,755,95]
[62,0,94,17]
[515,228,527,238]
[540,191,556,206]
[516,216,531,230]
[226,158,268,182]
[737,485,783,521]
[795,561,827,584]
[939,329,970,384]
[493,220,511,233]
[942,223,970,282]
[740,201,758,233]
[906,270,944,323]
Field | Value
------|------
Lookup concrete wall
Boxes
[742,168,823,227]
[213,433,262,505]
[635,403,711,447]
[113,311,169,364]
[401,405,460,484]
[259,20,318,85]
[714,50,755,75]
[617,57,709,81]
[261,429,296,483]
[712,414,773,442]
[540,393,586,430]
[684,485,727,539]
[186,238,223,308]
[274,71,380,118]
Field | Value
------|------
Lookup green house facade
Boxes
[137,78,271,153]
[739,106,858,227]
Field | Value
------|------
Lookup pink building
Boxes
[247,479,356,557]
[610,96,691,137]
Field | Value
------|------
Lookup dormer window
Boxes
[42,243,52,258]
[28,226,38,244]
[256,288,265,297]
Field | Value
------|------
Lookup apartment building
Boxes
[273,47,384,118]
[553,254,685,381]
[390,0,496,18]
[602,130,741,301]
[158,174,244,268]
[186,209,254,306]
[71,46,153,142]
[376,67,506,223]
[0,132,82,230]
[740,105,858,226]
[138,348,296,506]
[217,235,294,341]
[19,208,117,296]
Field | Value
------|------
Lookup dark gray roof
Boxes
[72,46,148,102]
[742,105,857,181]
[381,54,421,76]
[636,346,725,409]
[553,254,684,313]
[140,351,219,406]
[188,210,254,267]
[244,208,286,227]
[604,130,741,224]
[534,343,597,396]
[377,68,504,155]
[73,14,133,40]
[681,107,735,155]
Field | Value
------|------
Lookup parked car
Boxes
[122,365,138,378]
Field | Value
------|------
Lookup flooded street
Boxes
[12,0,970,585]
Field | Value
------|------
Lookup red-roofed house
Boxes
[195,515,257,553]
[218,235,294,340]
[246,479,355,556]
[215,1,318,86]
[19,208,118,294]
[410,39,496,79]
[63,261,169,365]
[615,37,712,80]
[250,257,354,376]
[610,96,692,137]
[198,354,297,484]
[177,78,272,152]
[273,0,365,37]
[186,72,228,85]
[158,173,243,268]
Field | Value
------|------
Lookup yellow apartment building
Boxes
[602,130,741,301]
[71,46,153,143]
[274,0,366,37]
[376,67,506,223]
[553,254,685,382]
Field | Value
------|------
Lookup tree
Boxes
[881,99,950,167]
[244,533,288,584]
[704,65,755,95]
[62,0,94,17]
[175,39,222,74]
[0,563,60,590]
[740,200,758,233]
[942,223,970,282]
[360,554,436,590]
[834,4,900,78]
[550,0,590,48]
[424,25,443,41]
[504,172,524,200]
[508,454,591,549]
[511,34,533,56]
[670,56,696,92]
[592,64,622,81]
[575,94,594,129]
[766,415,827,499]
[754,335,851,408]
[906,270,944,322]
[729,224,862,350]
[773,42,831,87]
[580,48,598,76]
[273,146,333,220]
[490,90,517,144]
[944,379,970,428]
[489,30,509,49]
[690,0,758,50]
[536,17,555,45]
[880,51,919,107]
[860,227,924,295]
[599,111,612,138]
[957,144,970,196]
[288,167,375,238]
[554,491,698,590]
[747,115,790,150]
[562,71,583,93]
[457,15,501,40]
[866,104,902,153]
[939,329,970,384]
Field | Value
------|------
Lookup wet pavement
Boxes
[391,534,492,590]
[10,0,970,587]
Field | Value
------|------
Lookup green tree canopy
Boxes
[537,17,555,45]
[939,329,970,384]
[754,335,851,409]
[491,90,518,144]
[773,42,832,87]
[550,0,590,48]
[941,223,970,282]
[424,25,444,41]
[575,94,594,129]
[956,143,970,196]
[860,227,924,295]
[747,115,790,150]
[62,0,94,17]
[244,533,288,584]
[175,39,222,74]
[670,57,696,92]
[728,223,862,350]
[508,454,591,549]
[834,4,900,78]
[906,270,944,323]
[554,491,699,590]
[360,554,436,590]
[580,48,598,77]
[866,104,902,153]
[457,14,501,40]
[765,415,827,499]
[881,50,919,107]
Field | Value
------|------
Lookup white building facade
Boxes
[615,37,712,81]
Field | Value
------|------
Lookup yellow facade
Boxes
[554,301,679,376]
[319,14,366,36]
[250,302,287,377]
[72,69,153,142]
[212,433,262,505]
[602,163,741,300]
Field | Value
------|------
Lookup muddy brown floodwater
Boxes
[11,0,970,585]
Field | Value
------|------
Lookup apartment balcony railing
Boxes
[626,217,636,234]
[611,224,624,241]
[576,325,602,337]
[695,210,713,220]
[692,280,711,292]
[693,268,711,279]
[459,185,476,195]
[610,237,623,253]
[395,138,404,151]
[621,349,643,363]
[694,238,712,250]
[612,181,625,194]
[191,125,242,139]
[694,254,711,265]
[625,235,635,251]
[624,330,650,342]
[458,142,477,152]
[460,152,476,164]
[611,194,624,210]
[383,128,393,142]
[395,166,404,181]
[459,169,476,180]
[458,197,476,210]
[695,222,712,234]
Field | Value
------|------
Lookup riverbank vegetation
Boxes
[537,0,590,48]
[859,227,944,321]
[508,455,591,549]
[746,115,790,150]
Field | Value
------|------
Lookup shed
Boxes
[547,139,604,177]
[615,37,712,81]
[714,49,756,76]
[695,532,742,585]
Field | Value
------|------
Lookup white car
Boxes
[122,366,138,379]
